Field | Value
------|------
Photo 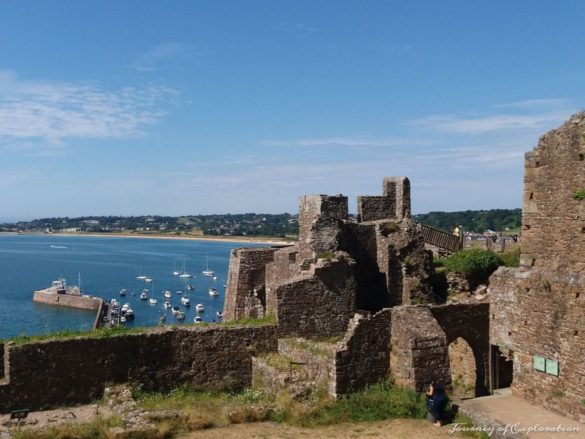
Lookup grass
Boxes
[317,251,336,261]
[13,381,433,438]
[4,325,149,346]
[499,246,520,267]
[12,416,126,439]
[573,189,585,200]
[135,380,427,431]
[219,313,276,327]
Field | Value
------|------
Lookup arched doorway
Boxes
[448,337,476,399]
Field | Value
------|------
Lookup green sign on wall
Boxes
[533,355,546,372]
[545,359,559,376]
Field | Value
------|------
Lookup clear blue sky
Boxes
[1,0,584,221]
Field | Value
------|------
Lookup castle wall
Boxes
[298,195,348,263]
[0,324,277,413]
[383,177,411,220]
[430,303,490,396]
[331,309,391,397]
[223,247,277,320]
[265,245,300,315]
[488,113,585,422]
[274,254,356,338]
[390,306,450,392]
[357,196,396,222]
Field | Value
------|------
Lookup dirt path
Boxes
[181,419,464,439]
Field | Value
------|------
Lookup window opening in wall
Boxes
[579,153,584,161]
[529,192,534,200]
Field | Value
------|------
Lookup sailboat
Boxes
[179,259,193,279]
[202,255,215,277]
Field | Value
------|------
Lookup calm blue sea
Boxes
[0,234,263,339]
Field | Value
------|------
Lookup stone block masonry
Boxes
[0,324,277,413]
[486,112,585,422]
[223,247,277,320]
[331,309,391,397]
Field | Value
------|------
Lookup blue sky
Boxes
[1,1,584,221]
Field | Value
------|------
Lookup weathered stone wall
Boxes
[274,253,356,338]
[376,219,434,306]
[449,337,477,398]
[383,176,411,220]
[32,291,102,311]
[298,195,348,263]
[0,344,4,383]
[390,306,450,392]
[332,309,391,397]
[357,196,396,222]
[223,247,277,320]
[265,245,300,315]
[430,303,490,396]
[0,324,277,413]
[487,113,585,421]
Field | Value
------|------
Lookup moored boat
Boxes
[195,303,205,313]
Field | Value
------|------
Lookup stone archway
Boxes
[448,337,476,399]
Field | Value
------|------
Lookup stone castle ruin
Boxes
[0,113,584,424]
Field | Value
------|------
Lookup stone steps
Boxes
[252,337,339,398]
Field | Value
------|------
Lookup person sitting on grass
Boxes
[426,383,447,427]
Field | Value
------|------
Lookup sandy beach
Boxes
[10,231,294,246]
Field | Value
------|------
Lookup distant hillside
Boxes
[414,208,521,233]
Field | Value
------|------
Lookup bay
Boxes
[0,234,264,339]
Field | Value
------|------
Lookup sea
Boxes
[0,234,265,339]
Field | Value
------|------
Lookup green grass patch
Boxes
[12,416,125,439]
[499,246,520,267]
[573,189,585,200]
[4,325,148,346]
[317,251,336,260]
[219,313,276,327]
[442,248,502,280]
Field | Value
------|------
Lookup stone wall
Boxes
[390,306,450,392]
[265,245,300,314]
[274,253,357,338]
[357,196,396,222]
[487,113,585,422]
[33,291,102,311]
[0,324,277,413]
[383,176,411,220]
[298,195,348,263]
[331,309,391,397]
[223,247,277,320]
[0,344,4,383]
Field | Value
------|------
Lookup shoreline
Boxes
[2,231,294,246]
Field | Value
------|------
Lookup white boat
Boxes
[179,259,193,278]
[216,311,223,319]
[175,311,186,320]
[144,277,153,283]
[136,275,147,280]
[173,271,180,276]
[209,287,219,297]
[195,303,205,313]
[124,308,135,320]
[172,305,181,315]
[149,298,158,305]
[140,291,148,301]
[202,255,215,277]
[186,284,194,291]
[121,303,130,312]
[120,316,127,324]
[163,290,172,299]
[176,290,183,295]
[110,298,119,307]
[181,296,190,306]
[164,301,172,309]
[119,289,126,297]
[212,275,217,281]
[194,316,203,323]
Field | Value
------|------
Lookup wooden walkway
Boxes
[419,224,463,253]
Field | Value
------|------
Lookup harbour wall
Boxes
[0,324,277,412]
[32,290,102,311]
